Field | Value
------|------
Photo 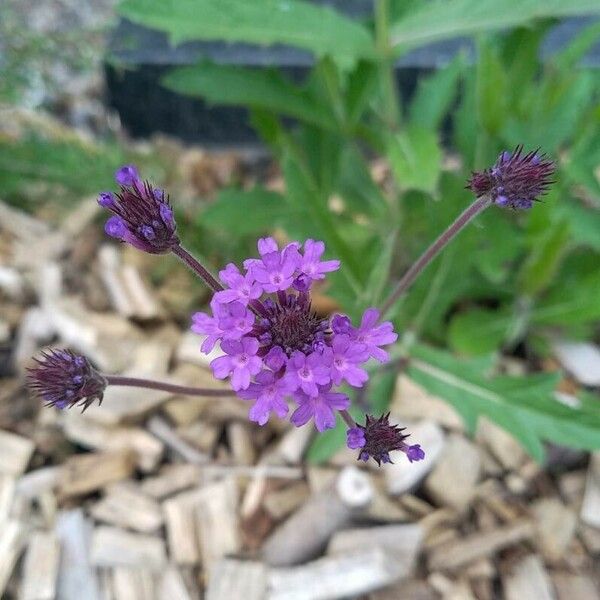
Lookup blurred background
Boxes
[0,1,599,598]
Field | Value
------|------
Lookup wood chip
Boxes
[90,483,164,533]
[552,572,599,600]
[0,475,15,525]
[147,416,209,464]
[58,450,136,498]
[158,566,197,600]
[263,467,373,566]
[502,554,554,600]
[163,487,205,565]
[194,478,241,571]
[532,498,577,562]
[111,567,156,600]
[227,422,256,466]
[428,520,534,571]
[15,467,61,500]
[476,418,526,471]
[0,520,26,597]
[424,434,481,512]
[0,429,34,476]
[90,526,167,569]
[55,510,101,600]
[140,464,202,500]
[20,531,60,600]
[264,482,310,521]
[328,523,422,579]
[268,548,402,600]
[385,421,445,496]
[206,559,267,600]
[553,341,600,386]
[63,414,164,472]
[581,452,600,528]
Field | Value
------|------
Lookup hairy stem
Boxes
[339,409,357,428]
[105,375,233,398]
[172,244,223,292]
[380,195,491,317]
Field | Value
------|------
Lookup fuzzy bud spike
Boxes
[98,165,179,254]
[27,349,106,411]
[467,145,555,210]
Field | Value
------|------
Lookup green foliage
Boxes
[119,0,374,68]
[116,0,600,463]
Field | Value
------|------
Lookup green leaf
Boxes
[407,343,600,460]
[163,63,334,129]
[388,125,442,193]
[409,54,464,130]
[118,0,374,68]
[390,0,600,52]
[476,39,507,135]
[201,187,289,235]
[448,308,514,355]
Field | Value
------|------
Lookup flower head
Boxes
[467,145,555,209]
[27,349,106,411]
[190,237,398,428]
[352,413,425,466]
[99,165,179,254]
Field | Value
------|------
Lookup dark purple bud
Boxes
[353,413,424,466]
[467,145,555,210]
[346,426,366,450]
[27,349,107,412]
[99,166,179,254]
[115,164,140,186]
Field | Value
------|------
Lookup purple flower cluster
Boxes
[192,238,398,433]
[98,165,179,254]
[467,145,555,210]
[27,349,107,412]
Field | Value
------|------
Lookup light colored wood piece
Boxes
[227,422,256,465]
[0,429,34,476]
[552,572,599,600]
[16,466,61,500]
[0,520,26,597]
[147,416,209,464]
[581,452,600,528]
[424,434,481,512]
[206,559,268,600]
[263,467,373,567]
[276,426,314,464]
[121,264,164,320]
[90,526,167,570]
[428,521,535,571]
[532,498,577,562]
[19,531,60,600]
[0,475,15,525]
[111,567,156,600]
[140,464,202,500]
[55,509,101,600]
[476,418,526,471]
[58,450,136,498]
[195,478,241,571]
[264,482,310,520]
[385,421,445,496]
[63,414,164,472]
[328,523,423,579]
[163,487,205,565]
[158,566,196,600]
[90,483,164,533]
[503,554,554,600]
[268,548,402,600]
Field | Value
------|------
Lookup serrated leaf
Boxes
[390,0,600,51]
[201,187,289,235]
[388,126,442,193]
[163,63,334,129]
[407,343,600,461]
[118,0,374,68]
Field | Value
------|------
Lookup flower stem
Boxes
[379,195,491,317]
[339,409,357,428]
[105,375,233,397]
[172,244,223,292]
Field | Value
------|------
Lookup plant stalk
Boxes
[105,375,233,398]
[172,244,223,292]
[380,195,492,317]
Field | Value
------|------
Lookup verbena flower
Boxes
[27,349,106,411]
[467,145,555,209]
[98,165,179,254]
[355,413,425,466]
[191,237,398,432]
